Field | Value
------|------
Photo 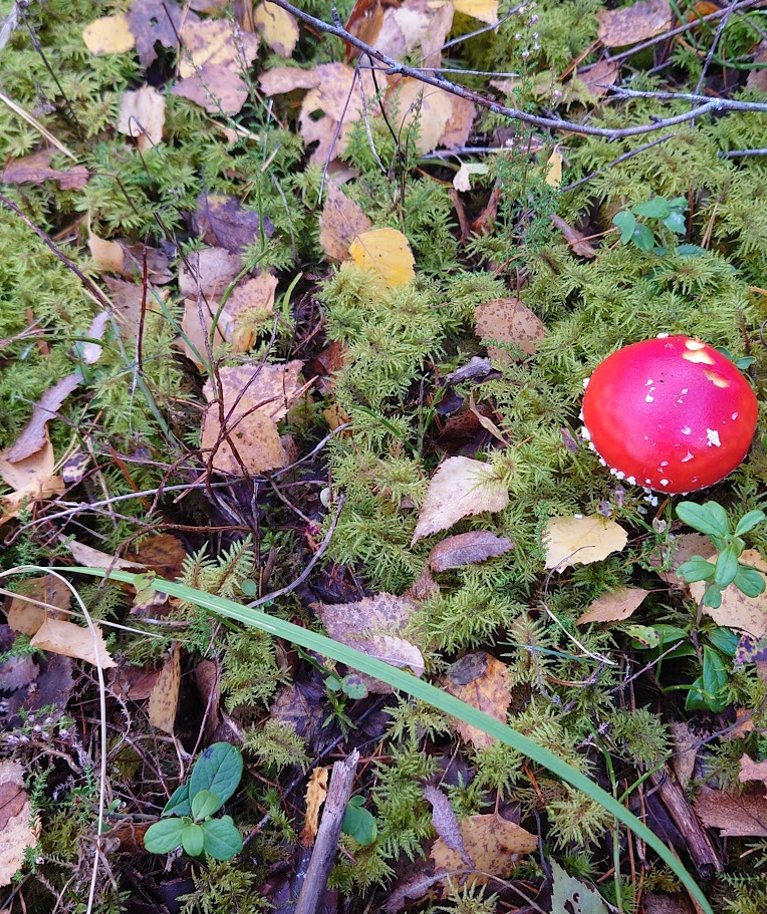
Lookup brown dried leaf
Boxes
[193,193,272,253]
[313,593,424,693]
[577,586,648,624]
[598,0,673,48]
[126,534,188,580]
[319,183,373,262]
[179,17,259,77]
[747,41,767,93]
[442,651,510,748]
[31,617,116,669]
[475,298,547,363]
[0,441,64,525]
[88,232,125,273]
[550,214,597,258]
[0,761,38,887]
[82,13,135,54]
[223,272,278,351]
[694,785,767,837]
[544,515,628,570]
[301,766,329,845]
[5,575,70,636]
[644,893,695,914]
[173,63,252,115]
[670,721,698,790]
[117,85,165,151]
[690,550,767,638]
[2,149,89,191]
[252,1,299,57]
[348,227,415,288]
[412,456,509,544]
[7,373,81,463]
[651,533,711,588]
[65,541,144,570]
[739,753,767,789]
[388,78,454,154]
[128,0,183,68]
[430,813,536,884]
[148,642,181,734]
[423,784,473,867]
[180,296,227,370]
[179,247,242,299]
[259,65,324,96]
[428,531,514,572]
[577,58,621,99]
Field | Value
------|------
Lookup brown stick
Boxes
[293,750,360,914]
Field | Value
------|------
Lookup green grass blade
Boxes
[65,567,713,914]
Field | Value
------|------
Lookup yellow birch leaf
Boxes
[348,227,415,288]
[82,14,136,54]
[544,515,628,570]
[451,0,499,25]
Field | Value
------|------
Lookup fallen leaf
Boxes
[423,784,472,867]
[453,162,489,192]
[406,565,440,602]
[0,761,38,887]
[313,593,424,693]
[452,0,498,25]
[545,148,563,188]
[104,277,167,334]
[5,575,70,636]
[319,183,373,262]
[173,62,252,114]
[372,0,454,67]
[31,617,116,669]
[577,587,648,624]
[690,550,767,638]
[345,0,386,55]
[652,533,711,588]
[388,78,454,154]
[301,766,329,845]
[644,893,695,914]
[694,785,767,837]
[474,297,548,363]
[551,861,609,914]
[739,753,767,790]
[550,214,597,258]
[747,41,767,93]
[252,1,299,57]
[670,721,698,789]
[577,58,621,99]
[2,149,89,191]
[7,373,82,463]
[127,0,183,67]
[117,85,165,151]
[179,247,242,299]
[0,441,64,525]
[224,272,279,351]
[442,651,510,748]
[148,642,181,733]
[180,296,228,370]
[348,227,416,288]
[428,530,513,572]
[544,515,628,570]
[598,0,673,48]
[65,541,145,570]
[412,456,509,544]
[430,813,536,884]
[82,13,135,54]
[88,232,125,273]
[126,534,187,580]
[193,193,273,254]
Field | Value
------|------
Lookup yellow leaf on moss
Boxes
[348,227,415,288]
[451,0,499,25]
[252,1,299,57]
[544,515,628,570]
[82,14,135,54]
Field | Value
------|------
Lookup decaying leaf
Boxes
[670,721,698,790]
[453,161,489,192]
[2,149,89,191]
[368,0,454,67]
[598,0,673,48]
[223,272,279,351]
[739,753,767,791]
[301,766,329,845]
[430,813,536,885]
[5,575,70,635]
[7,373,82,463]
[193,193,273,254]
[442,651,510,748]
[313,593,424,693]
[694,785,767,837]
[412,456,509,544]
[319,183,373,262]
[452,0,498,24]
[180,296,227,370]
[0,441,64,525]
[252,1,299,57]
[89,232,126,274]
[82,13,135,54]
[544,515,628,570]
[0,761,39,887]
[386,78,475,154]
[31,617,116,670]
[179,247,242,300]
[348,227,416,288]
[423,784,472,867]
[474,297,548,363]
[128,0,183,68]
[65,541,145,570]
[690,550,767,638]
[577,587,648,625]
[148,642,181,733]
[550,861,609,914]
[117,85,166,151]
[429,530,514,572]
[577,58,621,99]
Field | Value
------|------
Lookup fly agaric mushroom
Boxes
[581,335,758,494]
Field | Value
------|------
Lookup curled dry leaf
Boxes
[193,193,273,254]
[0,761,39,887]
[474,297,548,363]
[412,456,509,544]
[348,227,416,288]
[739,753,767,791]
[148,642,181,734]
[117,85,166,151]
[65,540,145,570]
[550,214,597,259]
[598,0,673,48]
[386,78,475,154]
[423,784,473,867]
[577,586,648,625]
[252,1,299,57]
[2,149,89,191]
[82,13,135,54]
[428,530,514,572]
[7,373,82,463]
[690,550,767,638]
[301,766,329,845]
[442,651,510,748]
[694,785,767,837]
[430,813,536,886]
[312,593,424,693]
[319,183,372,262]
[544,515,628,570]
[670,721,698,790]
[0,440,64,525]
[577,58,621,100]
[31,617,116,669]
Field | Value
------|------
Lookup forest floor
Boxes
[2,0,767,912]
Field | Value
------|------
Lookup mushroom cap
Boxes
[582,335,758,494]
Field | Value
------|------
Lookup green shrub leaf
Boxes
[144,817,185,854]
[201,815,243,860]
[189,742,243,806]
[342,796,377,847]
[191,788,223,821]
[181,822,205,857]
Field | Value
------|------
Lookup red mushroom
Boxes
[581,335,758,494]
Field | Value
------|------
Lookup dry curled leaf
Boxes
[428,531,514,572]
[148,642,181,734]
[442,651,510,748]
[577,586,648,624]
[690,550,767,638]
[430,813,536,885]
[301,766,329,845]
[739,753,767,791]
[31,617,116,670]
[598,0,673,48]
[423,785,472,867]
[544,515,628,570]
[474,297,548,363]
[694,785,767,837]
[319,183,373,262]
[412,456,509,544]
[0,761,39,887]
[348,227,416,288]
[0,440,64,525]
[7,373,82,463]
[117,85,165,151]
[2,149,89,191]
[313,593,424,693]
[65,541,144,570]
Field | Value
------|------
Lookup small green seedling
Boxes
[612,195,688,252]
[144,742,244,860]
[342,795,377,847]
[675,501,766,609]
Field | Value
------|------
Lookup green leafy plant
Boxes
[612,195,688,252]
[342,796,378,847]
[144,742,244,861]
[675,501,766,609]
